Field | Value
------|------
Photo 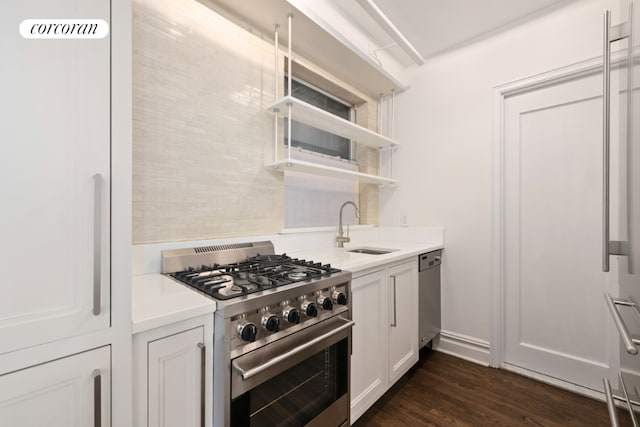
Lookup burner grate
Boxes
[169,254,341,300]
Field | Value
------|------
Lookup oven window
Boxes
[231,338,348,427]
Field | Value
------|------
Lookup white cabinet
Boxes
[0,0,111,355]
[134,315,214,427]
[388,260,419,384]
[602,1,640,424]
[0,346,111,427]
[0,1,131,425]
[350,269,388,422]
[350,258,419,423]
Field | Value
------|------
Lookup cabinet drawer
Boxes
[0,346,111,427]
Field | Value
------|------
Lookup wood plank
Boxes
[353,351,634,427]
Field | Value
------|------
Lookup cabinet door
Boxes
[0,0,111,354]
[148,327,205,427]
[0,346,110,427]
[388,260,419,384]
[350,269,388,423]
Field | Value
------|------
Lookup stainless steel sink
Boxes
[347,248,395,255]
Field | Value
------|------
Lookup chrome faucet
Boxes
[336,201,360,248]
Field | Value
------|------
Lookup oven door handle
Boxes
[233,318,355,381]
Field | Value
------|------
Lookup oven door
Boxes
[231,316,354,427]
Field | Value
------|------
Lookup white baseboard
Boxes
[433,331,491,366]
[502,363,606,401]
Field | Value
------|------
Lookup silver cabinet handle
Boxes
[93,369,102,427]
[626,2,635,275]
[198,343,205,427]
[604,293,639,355]
[603,10,612,272]
[602,11,631,272]
[390,275,397,327]
[93,174,102,316]
[233,318,355,380]
[603,377,621,427]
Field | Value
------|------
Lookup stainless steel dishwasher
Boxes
[419,249,442,349]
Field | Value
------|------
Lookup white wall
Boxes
[379,0,620,362]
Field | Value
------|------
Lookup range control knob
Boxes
[301,301,317,317]
[261,314,280,332]
[283,307,300,324]
[237,322,257,342]
[317,295,333,311]
[332,291,348,306]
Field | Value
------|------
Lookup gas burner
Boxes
[167,250,343,300]
[287,271,309,280]
[218,286,243,297]
[255,276,271,285]
[246,254,290,263]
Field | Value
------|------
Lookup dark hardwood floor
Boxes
[352,350,632,427]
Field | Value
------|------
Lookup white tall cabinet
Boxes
[604,0,640,423]
[350,258,419,423]
[0,0,111,355]
[0,1,132,426]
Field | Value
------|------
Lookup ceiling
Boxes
[197,0,579,96]
[354,0,575,62]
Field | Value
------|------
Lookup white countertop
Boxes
[132,274,216,334]
[131,228,444,332]
[288,240,443,275]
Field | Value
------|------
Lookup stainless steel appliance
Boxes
[418,250,442,349]
[601,1,640,425]
[162,241,354,427]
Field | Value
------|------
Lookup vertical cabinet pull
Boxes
[198,343,205,427]
[93,174,103,316]
[602,10,631,272]
[603,10,612,272]
[93,369,102,427]
[390,275,397,327]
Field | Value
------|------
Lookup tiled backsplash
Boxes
[133,0,380,244]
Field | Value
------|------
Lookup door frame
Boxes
[490,52,627,369]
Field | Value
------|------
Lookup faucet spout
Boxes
[337,201,359,248]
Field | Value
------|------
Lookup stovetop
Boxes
[169,254,341,300]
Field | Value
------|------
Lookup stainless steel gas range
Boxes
[162,241,353,427]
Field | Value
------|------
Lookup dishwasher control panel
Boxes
[419,249,442,271]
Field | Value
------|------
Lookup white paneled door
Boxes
[503,71,620,390]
